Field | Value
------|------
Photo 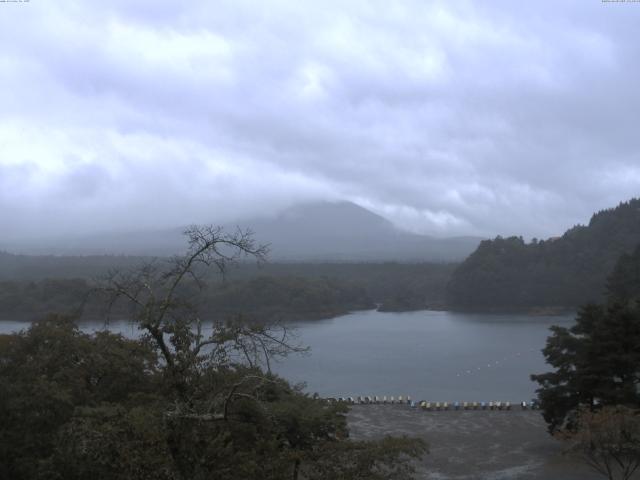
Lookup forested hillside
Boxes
[0,276,375,322]
[0,253,455,320]
[0,252,145,280]
[447,198,640,310]
[607,243,640,305]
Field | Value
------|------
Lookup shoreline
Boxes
[0,305,577,325]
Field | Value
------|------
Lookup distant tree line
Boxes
[0,257,456,321]
[0,251,144,281]
[0,276,374,323]
[447,198,640,311]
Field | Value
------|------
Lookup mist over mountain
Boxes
[246,202,482,261]
[3,202,482,262]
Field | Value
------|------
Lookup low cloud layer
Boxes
[1,0,639,241]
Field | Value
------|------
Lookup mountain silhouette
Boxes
[4,201,482,261]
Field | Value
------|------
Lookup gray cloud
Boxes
[1,0,639,242]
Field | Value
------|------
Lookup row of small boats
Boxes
[327,396,540,410]
[329,395,411,405]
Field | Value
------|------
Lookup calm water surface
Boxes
[274,309,574,402]
[1,309,574,402]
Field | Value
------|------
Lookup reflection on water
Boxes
[0,309,574,402]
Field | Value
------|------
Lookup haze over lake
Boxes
[0,310,573,402]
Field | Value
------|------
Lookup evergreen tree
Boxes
[532,245,640,433]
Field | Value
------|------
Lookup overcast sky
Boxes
[1,0,639,241]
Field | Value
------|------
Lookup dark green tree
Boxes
[0,316,161,479]
[532,246,640,433]
[531,303,640,432]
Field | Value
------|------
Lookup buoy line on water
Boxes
[454,347,537,378]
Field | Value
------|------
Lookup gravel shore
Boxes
[347,405,622,480]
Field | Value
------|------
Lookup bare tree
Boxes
[561,406,640,480]
[97,225,306,415]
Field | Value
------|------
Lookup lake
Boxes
[0,309,574,403]
[274,309,574,403]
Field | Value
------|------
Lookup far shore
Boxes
[0,306,577,329]
[381,305,577,316]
